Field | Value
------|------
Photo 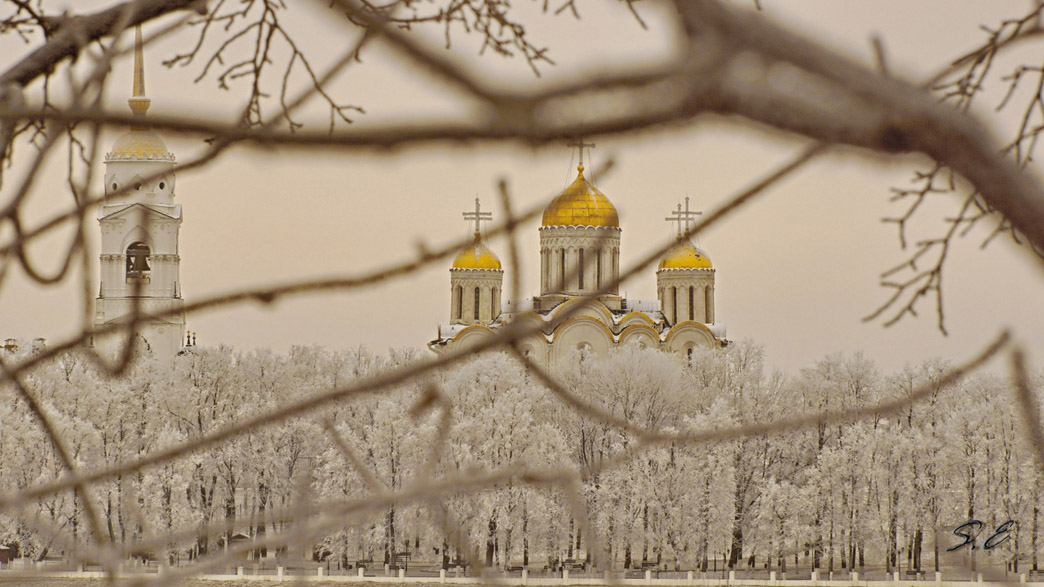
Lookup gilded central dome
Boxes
[452,235,502,270]
[541,164,619,228]
[106,129,174,162]
[659,240,712,270]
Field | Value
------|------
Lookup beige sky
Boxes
[2,0,1042,375]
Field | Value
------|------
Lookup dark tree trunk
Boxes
[486,513,497,567]
[913,528,923,571]
[523,504,530,567]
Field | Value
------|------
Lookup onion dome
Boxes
[541,164,619,228]
[452,234,502,270]
[659,240,712,270]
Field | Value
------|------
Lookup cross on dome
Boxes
[664,196,703,235]
[567,137,596,167]
[462,197,492,236]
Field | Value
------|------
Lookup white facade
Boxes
[450,268,503,325]
[657,269,715,325]
[536,225,622,311]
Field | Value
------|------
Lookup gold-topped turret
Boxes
[453,198,502,270]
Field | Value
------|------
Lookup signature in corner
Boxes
[946,520,1014,552]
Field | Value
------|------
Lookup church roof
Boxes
[106,129,174,162]
[541,164,619,228]
[658,240,712,270]
[98,201,181,221]
[452,234,502,270]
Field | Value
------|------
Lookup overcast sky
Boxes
[2,0,1042,376]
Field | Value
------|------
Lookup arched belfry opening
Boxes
[126,241,151,280]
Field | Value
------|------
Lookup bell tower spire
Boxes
[128,26,151,119]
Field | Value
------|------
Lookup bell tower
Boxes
[93,26,185,361]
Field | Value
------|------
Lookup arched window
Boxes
[491,287,497,318]
[689,286,695,321]
[671,286,677,322]
[126,242,151,279]
[578,249,585,290]
[455,285,463,320]
[473,287,481,321]
[687,346,694,366]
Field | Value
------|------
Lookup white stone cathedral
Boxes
[429,148,726,366]
[93,27,186,362]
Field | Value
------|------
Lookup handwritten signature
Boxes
[947,520,1014,552]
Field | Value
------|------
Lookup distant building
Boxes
[430,146,726,366]
[92,28,185,362]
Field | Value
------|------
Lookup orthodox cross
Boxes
[664,196,703,234]
[462,197,492,235]
[568,137,596,166]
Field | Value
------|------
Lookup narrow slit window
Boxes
[689,286,695,321]
[578,249,585,290]
[559,248,567,290]
[456,286,463,320]
[473,287,480,321]
[596,249,602,289]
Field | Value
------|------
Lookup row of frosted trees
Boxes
[0,341,1041,573]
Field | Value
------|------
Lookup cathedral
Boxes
[429,149,727,366]
[92,27,186,362]
[89,30,722,366]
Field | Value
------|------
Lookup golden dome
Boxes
[659,240,712,270]
[541,164,619,228]
[106,129,174,162]
[452,234,502,270]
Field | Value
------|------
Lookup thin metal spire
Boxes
[128,25,151,117]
